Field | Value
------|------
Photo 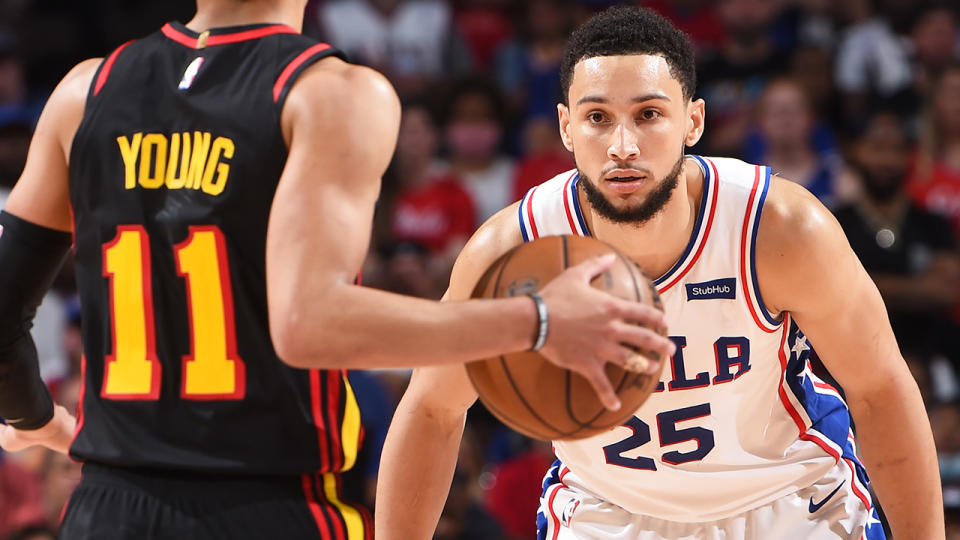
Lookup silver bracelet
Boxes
[528,292,549,352]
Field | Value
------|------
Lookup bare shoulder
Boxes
[757,176,846,253]
[44,58,102,151]
[281,57,399,139]
[756,176,853,312]
[446,202,525,300]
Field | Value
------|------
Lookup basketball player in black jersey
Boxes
[0,0,674,538]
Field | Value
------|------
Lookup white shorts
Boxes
[536,459,886,540]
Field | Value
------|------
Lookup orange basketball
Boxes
[466,235,666,441]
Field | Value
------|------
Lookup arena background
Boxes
[0,1,958,538]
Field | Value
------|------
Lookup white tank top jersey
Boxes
[519,156,875,522]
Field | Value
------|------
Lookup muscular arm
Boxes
[759,179,943,539]
[266,60,672,378]
[266,61,538,369]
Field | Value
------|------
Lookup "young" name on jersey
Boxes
[117,132,235,196]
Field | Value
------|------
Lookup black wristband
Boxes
[0,211,71,429]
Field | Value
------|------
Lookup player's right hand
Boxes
[0,404,76,455]
[537,254,675,411]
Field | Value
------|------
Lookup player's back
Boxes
[67,22,359,475]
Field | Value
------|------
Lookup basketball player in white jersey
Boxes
[376,6,943,540]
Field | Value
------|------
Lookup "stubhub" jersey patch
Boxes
[685,278,736,300]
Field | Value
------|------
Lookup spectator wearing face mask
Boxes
[441,78,516,221]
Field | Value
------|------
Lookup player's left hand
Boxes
[0,404,76,455]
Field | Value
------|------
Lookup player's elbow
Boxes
[270,314,354,370]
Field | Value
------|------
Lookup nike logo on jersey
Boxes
[685,278,736,300]
[808,480,845,513]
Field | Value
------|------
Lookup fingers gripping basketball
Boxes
[466,235,667,441]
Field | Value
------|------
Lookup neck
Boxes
[862,193,907,220]
[579,159,702,280]
[189,0,304,32]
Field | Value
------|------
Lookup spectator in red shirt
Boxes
[389,101,476,274]
[909,64,960,240]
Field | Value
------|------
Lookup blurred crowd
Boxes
[0,0,959,538]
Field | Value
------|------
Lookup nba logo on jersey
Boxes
[560,497,580,527]
[178,57,204,90]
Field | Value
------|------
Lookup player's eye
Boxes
[639,109,662,121]
[587,111,606,124]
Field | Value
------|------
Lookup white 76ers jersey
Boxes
[520,156,875,522]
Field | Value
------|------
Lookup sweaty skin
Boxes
[376,54,943,540]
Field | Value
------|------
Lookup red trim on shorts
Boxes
[310,370,331,470]
[561,172,580,235]
[67,354,87,464]
[525,185,541,240]
[302,474,333,540]
[844,457,873,510]
[326,371,343,469]
[93,41,134,97]
[161,23,296,49]
[546,483,563,540]
[273,43,332,102]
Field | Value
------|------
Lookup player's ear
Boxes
[684,98,705,147]
[558,102,574,152]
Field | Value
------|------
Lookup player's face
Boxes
[558,54,704,224]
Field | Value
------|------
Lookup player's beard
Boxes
[579,154,684,225]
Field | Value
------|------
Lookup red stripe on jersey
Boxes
[525,185,540,240]
[68,354,86,463]
[657,160,719,294]
[273,43,332,102]
[844,457,873,510]
[561,172,579,235]
[206,25,297,46]
[301,474,333,540]
[776,322,807,432]
[739,165,778,333]
[327,371,343,469]
[777,319,844,465]
[310,370,331,470]
[161,24,197,48]
[161,23,296,49]
[93,41,134,97]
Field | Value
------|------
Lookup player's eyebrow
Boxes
[576,93,671,106]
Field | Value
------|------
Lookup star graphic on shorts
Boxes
[791,333,809,358]
[865,510,883,530]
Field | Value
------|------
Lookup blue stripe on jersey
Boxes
[536,459,562,540]
[654,155,711,286]
[784,321,871,492]
[519,189,531,242]
[570,174,590,236]
[749,167,780,327]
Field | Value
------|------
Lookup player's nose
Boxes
[607,124,640,162]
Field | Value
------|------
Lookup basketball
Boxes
[466,235,666,441]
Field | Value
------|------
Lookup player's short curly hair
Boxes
[560,6,696,105]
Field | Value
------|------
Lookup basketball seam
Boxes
[566,252,643,428]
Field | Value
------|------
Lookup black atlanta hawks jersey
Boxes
[67,22,362,475]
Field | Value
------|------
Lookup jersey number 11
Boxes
[100,225,245,401]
